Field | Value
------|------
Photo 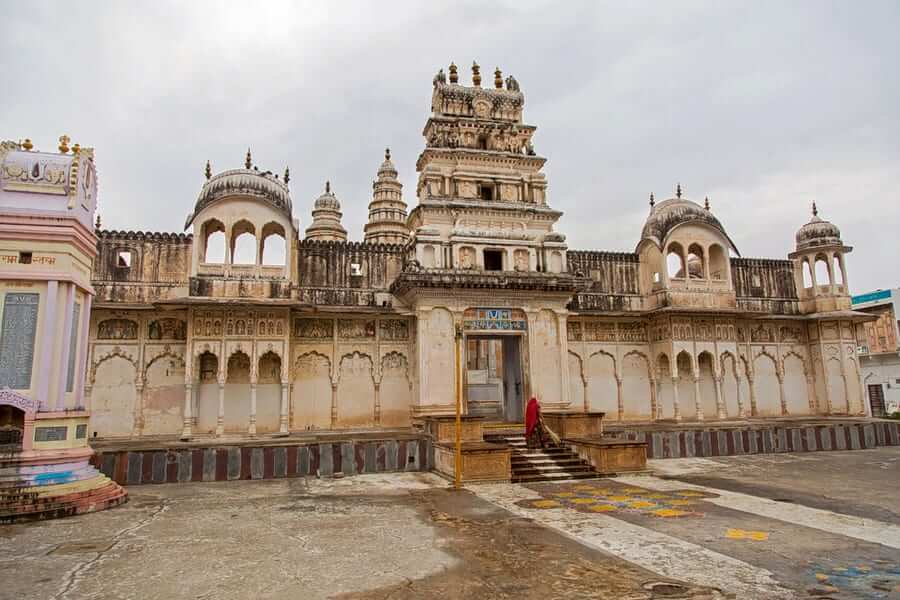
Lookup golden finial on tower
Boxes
[449,62,458,84]
[385,147,391,161]
[812,201,818,217]
[245,148,252,169]
[72,143,81,154]
[22,139,33,151]
[326,180,331,194]
[472,61,481,87]
[284,166,290,184]
[649,192,655,207]
[205,160,212,180]
[704,196,710,210]
[494,67,503,89]
[676,183,682,198]
[58,135,71,154]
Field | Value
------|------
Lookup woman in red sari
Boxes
[525,396,546,448]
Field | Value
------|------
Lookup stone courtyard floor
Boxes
[0,448,898,599]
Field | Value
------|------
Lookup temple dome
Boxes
[305,181,347,241]
[639,197,739,254]
[795,205,842,250]
[185,168,292,229]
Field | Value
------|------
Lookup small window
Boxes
[477,135,488,150]
[18,252,32,264]
[117,250,132,268]
[75,424,87,439]
[479,184,494,201]
[484,250,503,271]
[350,263,362,276]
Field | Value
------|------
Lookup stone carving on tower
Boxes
[407,61,565,273]
[304,181,348,242]
[364,148,409,245]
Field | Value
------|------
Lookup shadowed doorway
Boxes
[465,336,524,422]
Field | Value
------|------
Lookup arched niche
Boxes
[261,222,287,266]
[201,219,226,263]
[666,242,685,279]
[231,220,257,265]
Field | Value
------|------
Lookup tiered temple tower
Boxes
[407,61,566,273]
[364,149,409,245]
[304,181,348,241]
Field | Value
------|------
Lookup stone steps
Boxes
[485,434,599,483]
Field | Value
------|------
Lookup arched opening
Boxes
[223,351,251,433]
[815,255,830,286]
[666,243,685,279]
[832,255,844,285]
[708,244,727,280]
[422,245,436,268]
[231,220,257,265]
[656,354,674,419]
[261,222,287,266]
[201,219,226,263]
[687,244,705,279]
[697,352,718,417]
[676,351,695,419]
[256,351,282,433]
[0,405,25,448]
[802,260,813,288]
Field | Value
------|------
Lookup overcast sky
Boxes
[2,1,898,292]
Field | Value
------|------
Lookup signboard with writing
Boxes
[852,289,892,306]
[463,308,527,332]
[0,293,39,389]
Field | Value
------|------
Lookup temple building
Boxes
[77,62,872,441]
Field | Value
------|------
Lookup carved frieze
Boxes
[750,324,774,343]
[618,322,647,343]
[583,320,616,342]
[293,318,333,339]
[715,323,736,342]
[821,322,839,341]
[379,319,409,341]
[693,320,715,342]
[338,319,376,339]
[98,318,138,340]
[148,318,186,340]
[672,320,693,341]
[567,321,582,342]
[779,325,803,344]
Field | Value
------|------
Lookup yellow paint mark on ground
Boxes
[674,491,706,497]
[627,501,656,509]
[668,499,695,506]
[606,495,631,502]
[532,500,563,509]
[621,487,645,493]
[570,498,597,505]
[815,573,829,582]
[725,528,770,541]
[643,493,669,499]
[553,492,577,498]
[588,504,618,512]
[652,509,690,518]
[573,484,598,491]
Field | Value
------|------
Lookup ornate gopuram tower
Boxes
[392,62,583,421]
[0,137,126,522]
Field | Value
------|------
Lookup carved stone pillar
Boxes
[331,382,338,428]
[216,380,225,437]
[714,375,726,420]
[735,377,746,418]
[748,375,758,417]
[777,374,788,415]
[133,380,145,438]
[582,378,590,412]
[279,382,289,434]
[693,376,704,421]
[616,377,624,421]
[181,383,193,440]
[249,382,258,436]
[373,383,381,425]
[671,376,681,422]
[806,375,817,414]
[649,377,658,421]
[841,373,850,415]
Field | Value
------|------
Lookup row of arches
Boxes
[86,349,412,438]
[200,218,286,265]
[568,348,855,421]
[800,253,845,289]
[665,242,729,281]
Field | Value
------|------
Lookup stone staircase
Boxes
[486,434,599,483]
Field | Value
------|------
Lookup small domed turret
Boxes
[794,202,842,251]
[305,181,347,241]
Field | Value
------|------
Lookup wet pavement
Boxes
[2,448,898,599]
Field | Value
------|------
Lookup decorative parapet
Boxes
[390,268,588,296]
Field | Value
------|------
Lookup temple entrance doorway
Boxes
[465,335,524,422]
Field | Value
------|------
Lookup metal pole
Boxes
[454,324,463,489]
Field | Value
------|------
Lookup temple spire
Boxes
[704,196,710,210]
[449,62,458,84]
[812,201,818,217]
[284,166,290,184]
[205,160,212,180]
[676,183,682,198]
[244,148,252,169]
[494,67,503,89]
[649,192,655,208]
[326,180,331,194]
[472,61,481,87]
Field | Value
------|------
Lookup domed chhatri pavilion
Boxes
[72,62,872,445]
